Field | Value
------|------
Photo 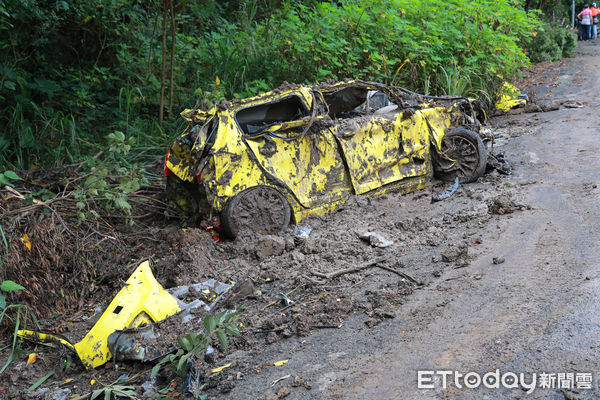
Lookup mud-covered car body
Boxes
[165,80,486,237]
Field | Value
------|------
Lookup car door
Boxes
[331,109,431,195]
[240,89,353,209]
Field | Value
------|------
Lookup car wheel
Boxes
[434,128,487,183]
[221,186,291,239]
[166,174,201,219]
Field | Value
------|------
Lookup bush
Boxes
[0,0,545,170]
[523,23,577,63]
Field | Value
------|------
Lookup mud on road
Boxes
[2,43,600,400]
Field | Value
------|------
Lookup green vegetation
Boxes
[152,311,240,378]
[0,170,21,187]
[0,0,571,172]
[90,376,137,400]
[0,279,39,374]
[524,22,577,63]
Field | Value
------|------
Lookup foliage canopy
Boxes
[0,0,572,170]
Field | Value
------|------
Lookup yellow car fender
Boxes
[18,261,180,369]
[74,261,180,368]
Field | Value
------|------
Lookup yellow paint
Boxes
[20,234,31,250]
[74,261,180,369]
[20,262,180,370]
[26,353,37,365]
[17,330,76,352]
[211,363,232,373]
[167,80,479,224]
[273,359,289,367]
[495,82,526,111]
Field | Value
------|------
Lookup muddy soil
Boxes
[2,42,599,400]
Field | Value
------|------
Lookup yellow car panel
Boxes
[332,111,432,194]
[165,80,486,234]
[245,130,351,208]
[17,261,181,369]
[495,82,527,111]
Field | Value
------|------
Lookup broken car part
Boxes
[432,177,460,202]
[495,82,528,111]
[18,261,181,369]
[104,279,238,364]
[276,292,295,307]
[165,80,488,238]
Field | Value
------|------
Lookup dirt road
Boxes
[218,43,600,399]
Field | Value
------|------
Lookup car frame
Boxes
[165,80,487,238]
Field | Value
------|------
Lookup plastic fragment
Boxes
[273,360,289,367]
[20,234,31,250]
[26,353,37,365]
[276,292,294,307]
[293,225,312,238]
[211,363,232,373]
[432,177,459,202]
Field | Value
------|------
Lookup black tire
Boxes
[433,128,487,183]
[221,186,291,239]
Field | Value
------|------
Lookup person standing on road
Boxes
[578,4,593,41]
[591,3,600,39]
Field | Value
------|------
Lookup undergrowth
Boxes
[0,0,549,171]
[523,22,577,63]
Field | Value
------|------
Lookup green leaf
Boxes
[204,314,217,333]
[176,352,192,376]
[216,328,228,350]
[113,196,131,212]
[104,390,110,400]
[225,325,241,337]
[2,80,16,90]
[178,334,193,352]
[1,280,25,292]
[3,171,21,180]
[119,177,140,194]
[28,368,55,391]
[0,293,5,309]
[32,78,61,98]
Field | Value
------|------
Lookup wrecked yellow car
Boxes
[165,80,487,238]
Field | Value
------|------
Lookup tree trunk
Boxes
[147,14,158,78]
[168,0,176,118]
[159,0,168,124]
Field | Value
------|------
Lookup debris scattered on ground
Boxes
[492,257,506,265]
[0,123,528,397]
[275,293,295,307]
[18,261,182,369]
[357,231,394,248]
[273,360,289,367]
[310,258,417,285]
[432,178,460,202]
[271,374,291,387]
[293,225,312,239]
[562,100,584,108]
[487,195,518,215]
